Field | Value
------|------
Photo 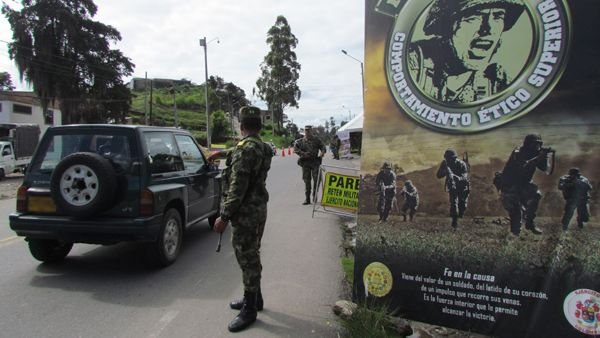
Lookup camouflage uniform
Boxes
[436,149,470,227]
[221,113,273,294]
[400,180,419,221]
[408,0,525,103]
[559,168,592,230]
[294,126,326,204]
[376,162,396,222]
[499,134,549,235]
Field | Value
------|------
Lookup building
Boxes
[0,91,62,135]
[127,78,192,91]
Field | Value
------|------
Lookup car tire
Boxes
[28,239,73,263]
[150,208,183,267]
[50,152,117,217]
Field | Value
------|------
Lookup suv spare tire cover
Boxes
[50,152,117,217]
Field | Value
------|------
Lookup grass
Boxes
[338,300,404,338]
[342,256,354,284]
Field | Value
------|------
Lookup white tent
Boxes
[336,113,363,141]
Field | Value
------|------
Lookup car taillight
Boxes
[16,185,28,212]
[140,189,154,216]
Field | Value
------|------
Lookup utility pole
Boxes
[200,37,211,148]
[171,87,178,128]
[149,79,153,125]
[144,72,148,125]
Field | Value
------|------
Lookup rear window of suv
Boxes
[30,132,137,175]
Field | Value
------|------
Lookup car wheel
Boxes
[151,208,183,267]
[0,168,4,181]
[51,152,117,217]
[28,239,73,263]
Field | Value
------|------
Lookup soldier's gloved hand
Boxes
[213,217,228,233]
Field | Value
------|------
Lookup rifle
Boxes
[379,181,386,198]
[524,147,556,174]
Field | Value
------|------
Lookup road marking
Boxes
[148,310,179,338]
[0,236,19,248]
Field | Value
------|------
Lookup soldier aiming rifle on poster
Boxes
[494,134,555,236]
[436,149,470,228]
[558,167,592,231]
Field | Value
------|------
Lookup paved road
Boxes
[0,151,354,337]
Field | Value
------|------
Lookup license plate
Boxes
[28,196,56,213]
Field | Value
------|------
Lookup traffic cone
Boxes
[282,147,285,157]
[288,147,292,155]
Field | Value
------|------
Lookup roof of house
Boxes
[0,91,61,109]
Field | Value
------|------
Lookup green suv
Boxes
[10,124,221,267]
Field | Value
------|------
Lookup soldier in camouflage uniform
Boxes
[376,162,396,222]
[498,134,550,236]
[400,180,419,222]
[213,106,273,332]
[559,168,592,231]
[294,126,326,205]
[408,0,525,103]
[436,149,470,228]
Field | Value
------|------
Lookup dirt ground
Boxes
[0,173,24,200]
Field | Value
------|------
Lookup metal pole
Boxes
[172,88,178,128]
[200,37,211,148]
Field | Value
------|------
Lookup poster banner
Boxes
[356,0,600,337]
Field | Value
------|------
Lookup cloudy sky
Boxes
[0,0,365,128]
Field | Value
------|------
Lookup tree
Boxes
[2,0,134,124]
[211,110,231,142]
[0,72,15,91]
[256,16,301,134]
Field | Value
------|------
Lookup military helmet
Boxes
[239,106,262,123]
[523,134,543,146]
[381,162,392,170]
[424,0,526,36]
[568,167,580,176]
[444,148,458,159]
[304,125,313,130]
[405,180,413,186]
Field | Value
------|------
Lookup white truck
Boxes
[0,124,40,179]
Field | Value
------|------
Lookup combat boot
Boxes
[451,217,458,228]
[228,291,258,332]
[525,220,542,235]
[402,214,407,222]
[302,192,311,205]
[230,288,263,311]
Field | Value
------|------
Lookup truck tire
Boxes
[149,208,183,267]
[0,168,4,181]
[28,239,73,263]
[51,152,117,217]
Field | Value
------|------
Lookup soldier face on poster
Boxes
[358,0,599,337]
[386,0,569,132]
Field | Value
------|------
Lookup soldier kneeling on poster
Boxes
[376,162,396,223]
[436,149,470,228]
[559,167,592,231]
[400,180,419,221]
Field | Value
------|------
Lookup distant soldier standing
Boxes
[498,134,552,236]
[376,162,396,222]
[294,126,326,205]
[400,180,419,221]
[436,149,470,228]
[559,168,592,231]
[213,106,273,332]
